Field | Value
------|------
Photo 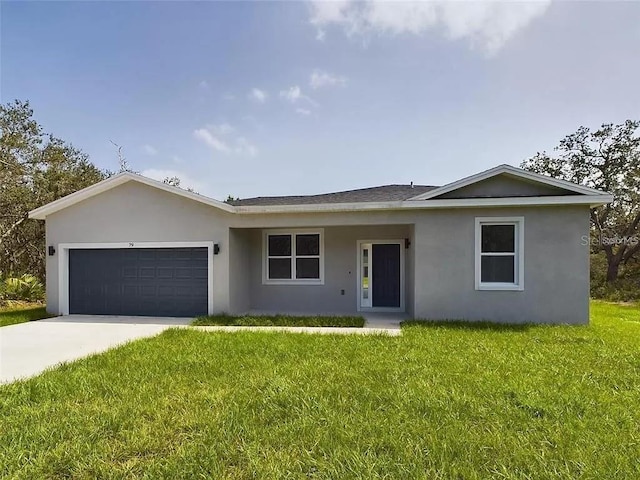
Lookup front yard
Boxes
[1,301,639,478]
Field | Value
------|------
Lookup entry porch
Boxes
[228,225,415,317]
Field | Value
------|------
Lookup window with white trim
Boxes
[264,230,324,284]
[475,217,524,291]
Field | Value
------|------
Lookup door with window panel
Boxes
[359,241,402,309]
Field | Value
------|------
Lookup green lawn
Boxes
[193,314,365,327]
[0,303,53,327]
[1,302,639,478]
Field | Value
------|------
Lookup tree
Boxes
[225,195,239,204]
[109,141,136,173]
[521,120,640,282]
[0,100,106,278]
[163,176,181,187]
[162,176,198,193]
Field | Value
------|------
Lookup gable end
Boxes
[433,173,577,199]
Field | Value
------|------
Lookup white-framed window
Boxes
[475,217,524,291]
[263,229,324,284]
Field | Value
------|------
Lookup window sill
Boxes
[476,283,524,291]
[263,279,324,286]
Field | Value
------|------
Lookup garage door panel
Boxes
[121,249,137,258]
[139,267,156,278]
[157,267,174,279]
[122,284,137,296]
[191,288,208,298]
[139,285,157,296]
[69,247,208,317]
[122,267,137,278]
[173,285,194,296]
[175,267,195,279]
[193,267,209,279]
[137,249,157,260]
[191,249,208,259]
[157,285,175,296]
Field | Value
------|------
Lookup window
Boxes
[475,217,524,291]
[264,230,323,284]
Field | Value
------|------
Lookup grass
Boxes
[0,301,639,478]
[192,313,365,327]
[0,302,53,327]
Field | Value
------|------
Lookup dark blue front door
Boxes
[372,244,401,308]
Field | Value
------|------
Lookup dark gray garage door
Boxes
[69,248,208,317]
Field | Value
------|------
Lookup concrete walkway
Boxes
[0,315,191,384]
[191,325,401,335]
[363,312,408,330]
[192,311,405,335]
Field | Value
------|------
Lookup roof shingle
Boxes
[230,184,438,207]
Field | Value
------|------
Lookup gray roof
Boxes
[230,184,439,207]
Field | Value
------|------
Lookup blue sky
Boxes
[2,1,639,199]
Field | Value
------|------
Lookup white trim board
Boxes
[29,165,613,220]
[57,241,214,316]
[356,239,406,313]
[408,164,610,201]
[29,172,235,219]
[233,194,612,214]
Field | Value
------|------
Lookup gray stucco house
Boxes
[29,164,612,324]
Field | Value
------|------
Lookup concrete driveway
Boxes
[0,315,191,384]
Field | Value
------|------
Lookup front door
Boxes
[359,242,402,310]
[372,244,401,307]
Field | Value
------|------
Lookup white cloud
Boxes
[198,80,210,90]
[280,85,302,102]
[222,92,235,101]
[279,85,319,107]
[193,123,258,157]
[310,70,347,89]
[210,123,235,135]
[248,88,268,103]
[142,144,157,156]
[296,108,312,116]
[141,168,206,194]
[193,128,231,153]
[235,137,259,157]
[309,0,552,56]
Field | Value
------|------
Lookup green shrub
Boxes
[592,278,640,302]
[590,252,640,302]
[3,274,45,302]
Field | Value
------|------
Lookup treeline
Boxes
[521,120,640,301]
[1,100,639,300]
[1,100,106,279]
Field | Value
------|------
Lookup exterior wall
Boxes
[412,206,590,323]
[437,174,572,198]
[242,225,411,315]
[42,179,591,323]
[45,181,233,315]
[228,228,251,313]
[229,205,590,323]
[405,224,416,317]
[229,210,419,229]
